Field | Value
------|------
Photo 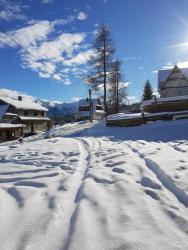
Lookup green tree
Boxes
[143,80,153,101]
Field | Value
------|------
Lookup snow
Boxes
[108,112,142,121]
[0,119,188,249]
[0,123,23,128]
[5,112,17,116]
[19,116,50,121]
[0,96,48,111]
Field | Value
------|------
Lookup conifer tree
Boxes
[143,80,153,101]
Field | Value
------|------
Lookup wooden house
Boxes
[158,65,188,98]
[0,96,50,139]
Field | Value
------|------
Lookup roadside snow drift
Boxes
[0,119,188,250]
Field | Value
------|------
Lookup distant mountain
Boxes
[0,88,78,116]
[39,99,78,116]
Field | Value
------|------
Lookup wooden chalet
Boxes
[0,95,50,140]
[158,65,188,98]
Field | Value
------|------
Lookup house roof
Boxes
[0,105,9,119]
[18,116,50,121]
[0,96,48,111]
[0,123,23,129]
[158,66,188,89]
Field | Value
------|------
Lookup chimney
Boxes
[18,96,22,101]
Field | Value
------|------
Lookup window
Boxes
[79,106,90,111]
[96,105,103,110]
[24,110,28,116]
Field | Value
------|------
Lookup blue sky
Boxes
[1,0,188,103]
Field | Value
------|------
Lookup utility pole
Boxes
[89,89,93,122]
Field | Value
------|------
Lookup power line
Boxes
[0,29,58,77]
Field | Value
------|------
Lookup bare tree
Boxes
[87,24,115,114]
[108,60,127,113]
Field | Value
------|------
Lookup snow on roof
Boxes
[0,96,48,111]
[108,113,142,121]
[0,123,23,129]
[5,112,17,116]
[108,110,188,121]
[158,66,188,89]
[0,105,9,119]
[142,95,188,107]
[18,116,50,121]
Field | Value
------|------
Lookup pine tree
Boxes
[143,80,153,101]
[86,24,115,114]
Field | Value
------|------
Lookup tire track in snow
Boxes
[63,138,93,250]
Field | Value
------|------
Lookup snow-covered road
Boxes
[0,120,188,250]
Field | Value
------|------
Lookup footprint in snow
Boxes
[145,189,160,201]
[112,168,125,174]
[140,177,161,190]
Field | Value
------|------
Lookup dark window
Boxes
[34,111,38,116]
[24,110,28,116]
[79,106,90,111]
[96,105,103,110]
[41,111,44,116]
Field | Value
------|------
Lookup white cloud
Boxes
[0,20,54,48]
[72,96,81,102]
[63,49,94,66]
[127,95,139,104]
[151,70,158,74]
[77,11,88,21]
[123,56,141,62]
[0,18,92,83]
[0,88,35,101]
[138,66,144,71]
[0,0,27,22]
[41,0,54,3]
[119,81,130,89]
[177,61,188,68]
[153,88,160,98]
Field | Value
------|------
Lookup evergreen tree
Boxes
[86,24,115,114]
[143,80,153,101]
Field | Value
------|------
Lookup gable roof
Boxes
[158,66,188,89]
[0,105,9,119]
[0,96,48,111]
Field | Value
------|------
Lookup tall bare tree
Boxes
[108,60,127,113]
[87,24,115,114]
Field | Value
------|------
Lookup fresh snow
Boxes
[0,123,23,128]
[0,96,48,111]
[0,119,188,249]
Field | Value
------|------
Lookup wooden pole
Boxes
[89,89,93,122]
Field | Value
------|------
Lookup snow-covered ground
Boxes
[0,119,188,250]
